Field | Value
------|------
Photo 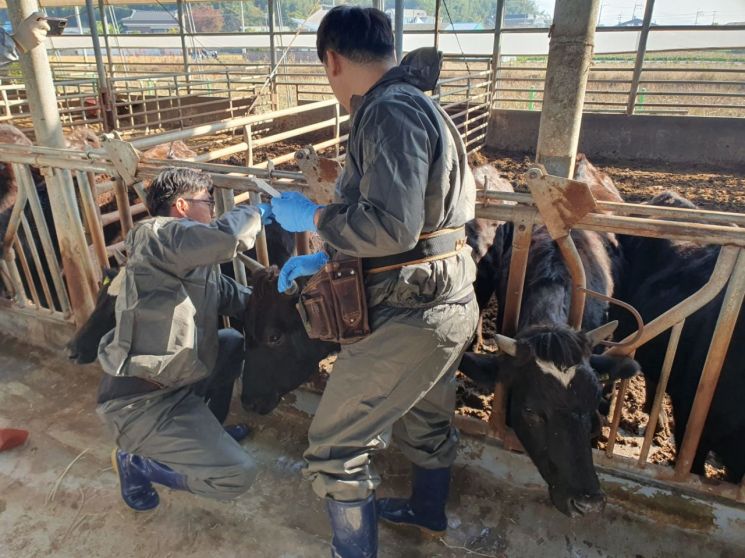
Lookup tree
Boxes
[506,0,545,17]
[191,5,225,32]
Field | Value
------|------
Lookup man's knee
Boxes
[394,418,459,469]
[190,455,258,500]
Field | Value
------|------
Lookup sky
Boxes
[534,0,745,25]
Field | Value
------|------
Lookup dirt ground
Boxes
[2,335,743,558]
[472,148,745,212]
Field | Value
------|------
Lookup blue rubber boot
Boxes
[138,456,190,491]
[111,449,159,512]
[377,466,450,535]
[325,494,378,558]
[224,423,251,442]
[112,449,189,511]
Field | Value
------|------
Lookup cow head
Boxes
[241,267,337,415]
[459,322,639,517]
[66,268,121,364]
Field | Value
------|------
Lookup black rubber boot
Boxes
[376,465,450,535]
[112,449,189,511]
[325,494,378,558]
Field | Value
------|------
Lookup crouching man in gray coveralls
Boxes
[270,7,479,557]
[96,168,271,511]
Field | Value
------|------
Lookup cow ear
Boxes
[459,352,517,389]
[589,354,641,383]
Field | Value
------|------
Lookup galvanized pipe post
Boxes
[432,0,442,100]
[268,0,278,110]
[395,0,404,62]
[490,0,506,109]
[535,0,600,179]
[98,0,115,80]
[176,0,192,94]
[372,0,384,10]
[85,0,115,131]
[625,0,656,115]
[7,0,97,324]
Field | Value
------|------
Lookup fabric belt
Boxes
[363,226,467,275]
[96,374,164,404]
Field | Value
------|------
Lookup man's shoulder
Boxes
[358,89,437,132]
[127,216,184,253]
[365,84,432,112]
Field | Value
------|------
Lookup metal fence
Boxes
[492,63,745,117]
[1,108,744,505]
[469,188,745,505]
[0,77,104,136]
[108,69,267,133]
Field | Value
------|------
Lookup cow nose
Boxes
[570,492,606,516]
[241,393,281,415]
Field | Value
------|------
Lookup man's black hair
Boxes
[146,167,213,217]
[316,6,395,64]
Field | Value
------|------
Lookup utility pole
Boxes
[535,0,601,178]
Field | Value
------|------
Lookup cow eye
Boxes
[267,332,283,346]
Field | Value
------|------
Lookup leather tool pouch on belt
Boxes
[296,227,466,344]
[297,256,371,345]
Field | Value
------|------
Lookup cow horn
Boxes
[495,334,518,357]
[587,320,619,346]
[236,253,266,273]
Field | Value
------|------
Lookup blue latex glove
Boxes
[278,251,329,293]
[255,203,274,226]
[271,191,321,233]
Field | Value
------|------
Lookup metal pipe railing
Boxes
[674,249,745,480]
[638,320,684,466]
[128,99,338,150]
[15,165,70,313]
[2,128,745,505]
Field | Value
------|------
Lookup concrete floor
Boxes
[0,335,742,558]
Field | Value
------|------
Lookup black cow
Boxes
[473,224,621,328]
[458,225,632,516]
[612,191,745,483]
[240,267,337,415]
[460,325,639,516]
[457,158,640,516]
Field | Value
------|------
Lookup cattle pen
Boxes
[0,0,744,556]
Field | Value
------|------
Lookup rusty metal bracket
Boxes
[525,165,597,240]
[102,133,141,188]
[295,145,341,205]
[526,165,599,329]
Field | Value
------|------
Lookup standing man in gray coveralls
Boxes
[270,7,479,557]
[96,168,272,511]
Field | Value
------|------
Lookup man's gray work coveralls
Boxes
[304,47,480,502]
[97,205,262,499]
